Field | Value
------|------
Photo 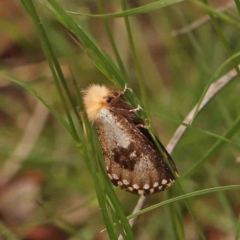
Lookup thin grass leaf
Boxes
[147,110,240,149]
[235,0,240,14]
[174,182,206,240]
[208,166,236,229]
[44,0,141,110]
[197,0,240,76]
[167,191,185,240]
[46,0,123,85]
[191,51,240,124]
[2,75,73,138]
[38,1,136,237]
[183,114,240,178]
[22,0,80,142]
[190,0,240,27]
[84,147,118,239]
[127,185,240,220]
[68,0,183,18]
[68,0,240,27]
[120,0,149,114]
[96,0,128,78]
[100,159,135,239]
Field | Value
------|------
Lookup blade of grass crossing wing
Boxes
[97,149,135,239]
[86,146,118,240]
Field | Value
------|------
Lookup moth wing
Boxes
[96,107,176,195]
[112,100,178,174]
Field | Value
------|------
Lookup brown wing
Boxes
[96,106,177,196]
[111,99,178,175]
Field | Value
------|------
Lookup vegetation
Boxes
[0,0,240,239]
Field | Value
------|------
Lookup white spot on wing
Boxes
[118,181,123,186]
[130,151,137,158]
[112,173,119,180]
[143,184,150,190]
[161,179,167,185]
[133,184,139,189]
[153,182,159,188]
[123,179,129,185]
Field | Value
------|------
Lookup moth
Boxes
[82,84,178,196]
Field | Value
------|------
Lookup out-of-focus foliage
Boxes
[0,0,240,239]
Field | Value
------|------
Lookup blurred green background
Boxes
[0,0,240,239]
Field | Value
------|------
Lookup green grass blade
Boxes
[190,0,240,27]
[46,0,124,86]
[2,75,73,138]
[147,110,240,149]
[45,0,141,110]
[68,0,184,18]
[235,0,240,14]
[22,0,80,142]
[97,145,135,239]
[208,166,236,229]
[96,0,128,78]
[196,0,240,77]
[174,183,206,240]
[183,114,240,178]
[167,191,185,240]
[83,145,118,240]
[120,0,149,114]
[128,185,240,220]
[191,51,240,124]
[104,176,135,239]
[44,0,145,118]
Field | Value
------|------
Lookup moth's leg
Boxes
[116,84,132,97]
[135,124,149,129]
[144,118,151,123]
[123,83,132,93]
[129,104,142,113]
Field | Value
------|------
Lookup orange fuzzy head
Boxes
[82,84,118,122]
